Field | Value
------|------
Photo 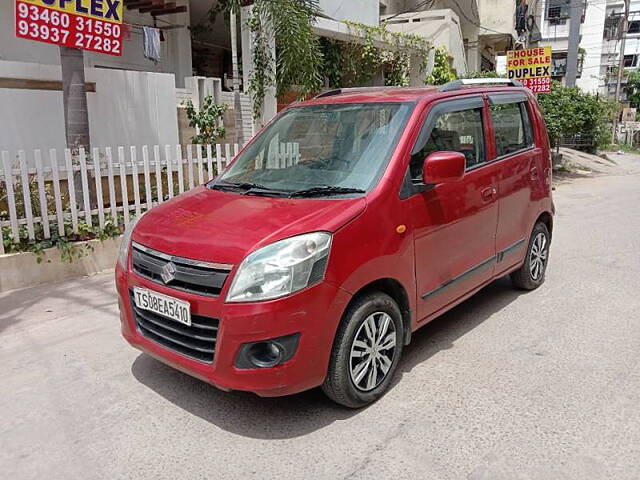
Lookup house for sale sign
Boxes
[507,47,552,93]
[15,0,124,56]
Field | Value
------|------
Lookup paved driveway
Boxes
[2,155,640,480]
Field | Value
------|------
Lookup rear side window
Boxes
[489,100,534,157]
[410,107,486,179]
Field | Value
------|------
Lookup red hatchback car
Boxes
[116,79,554,407]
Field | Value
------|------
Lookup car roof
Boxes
[295,84,532,106]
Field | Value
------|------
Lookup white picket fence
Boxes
[0,143,245,255]
[0,141,304,255]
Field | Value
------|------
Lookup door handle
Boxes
[481,186,497,202]
[530,166,539,180]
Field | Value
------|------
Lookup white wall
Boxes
[385,9,468,75]
[539,0,607,93]
[479,0,516,36]
[0,60,179,156]
[576,0,607,92]
[318,0,379,26]
[0,2,192,87]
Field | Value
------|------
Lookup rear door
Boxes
[405,96,500,321]
[487,93,539,274]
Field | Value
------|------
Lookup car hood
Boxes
[132,186,367,265]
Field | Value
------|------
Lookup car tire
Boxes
[322,291,404,408]
[511,222,551,290]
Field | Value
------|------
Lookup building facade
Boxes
[527,0,640,98]
[382,0,518,76]
[1,0,517,155]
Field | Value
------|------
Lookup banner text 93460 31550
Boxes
[15,0,124,56]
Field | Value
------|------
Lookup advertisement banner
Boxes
[15,0,124,56]
[507,47,552,93]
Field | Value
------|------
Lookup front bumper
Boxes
[116,264,351,397]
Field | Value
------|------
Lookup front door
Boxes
[405,97,500,321]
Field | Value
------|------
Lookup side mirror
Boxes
[422,151,466,185]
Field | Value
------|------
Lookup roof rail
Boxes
[438,78,522,92]
[313,86,404,99]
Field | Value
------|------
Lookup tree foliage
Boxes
[425,46,457,85]
[537,81,616,149]
[624,69,640,108]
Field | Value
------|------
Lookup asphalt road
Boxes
[2,155,640,480]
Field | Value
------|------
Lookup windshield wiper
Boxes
[209,180,269,191]
[209,180,290,197]
[288,185,366,198]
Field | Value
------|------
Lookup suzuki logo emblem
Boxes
[160,262,177,284]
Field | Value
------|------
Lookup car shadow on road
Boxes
[131,276,524,440]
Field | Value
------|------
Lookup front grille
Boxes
[130,291,219,363]
[132,242,232,297]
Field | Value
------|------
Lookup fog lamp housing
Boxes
[235,333,300,369]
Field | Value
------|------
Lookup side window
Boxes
[490,101,533,157]
[410,107,486,179]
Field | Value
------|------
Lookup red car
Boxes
[116,79,554,408]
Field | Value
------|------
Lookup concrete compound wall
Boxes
[0,60,180,159]
[0,237,121,293]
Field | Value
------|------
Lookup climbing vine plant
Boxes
[194,2,432,121]
[336,22,431,88]
[322,22,431,87]
[247,0,324,120]
[194,0,323,121]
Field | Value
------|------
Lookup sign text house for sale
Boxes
[15,0,124,56]
[507,47,552,93]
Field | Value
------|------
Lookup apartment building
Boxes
[527,0,640,98]
[381,0,519,76]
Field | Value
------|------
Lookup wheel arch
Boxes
[536,211,554,239]
[341,278,413,346]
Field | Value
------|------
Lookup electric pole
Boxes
[612,0,631,142]
[565,0,583,86]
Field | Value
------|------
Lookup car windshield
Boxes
[213,102,413,195]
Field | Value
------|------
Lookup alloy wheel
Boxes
[349,312,397,391]
[529,232,548,281]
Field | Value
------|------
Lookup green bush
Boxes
[183,95,227,145]
[537,81,616,150]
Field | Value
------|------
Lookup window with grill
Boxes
[628,20,640,34]
[624,54,638,68]
[604,14,621,39]
[546,0,570,20]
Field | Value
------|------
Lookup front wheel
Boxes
[511,222,551,290]
[322,291,404,408]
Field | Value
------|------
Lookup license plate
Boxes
[133,287,191,326]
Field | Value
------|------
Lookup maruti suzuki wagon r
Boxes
[116,79,554,408]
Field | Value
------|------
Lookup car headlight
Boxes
[226,232,332,303]
[117,214,144,269]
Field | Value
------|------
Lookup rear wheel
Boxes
[511,222,551,290]
[322,291,404,408]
